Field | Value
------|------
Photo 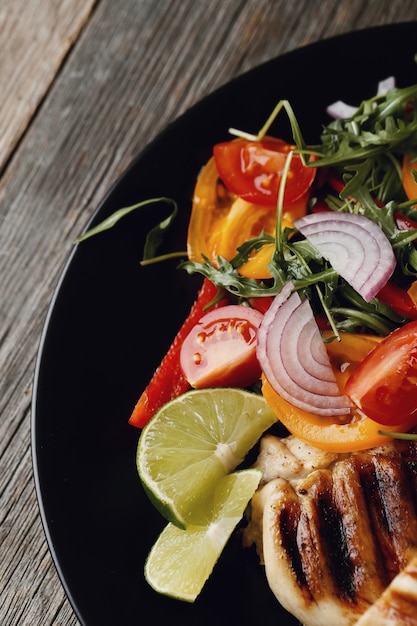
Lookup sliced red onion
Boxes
[326,100,358,120]
[326,77,395,119]
[294,212,396,302]
[377,76,395,95]
[257,282,352,416]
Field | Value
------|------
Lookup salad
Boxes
[78,67,417,611]
[121,74,417,445]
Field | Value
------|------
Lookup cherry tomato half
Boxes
[180,304,263,389]
[213,137,317,208]
[345,320,417,426]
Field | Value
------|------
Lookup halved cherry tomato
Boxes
[262,331,417,453]
[402,154,417,201]
[345,320,417,426]
[180,304,263,389]
[213,137,317,208]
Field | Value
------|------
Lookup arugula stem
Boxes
[292,267,339,289]
[273,151,293,262]
[140,251,187,266]
[378,430,417,441]
[330,307,393,335]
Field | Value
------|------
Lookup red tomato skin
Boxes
[394,210,417,231]
[247,296,274,314]
[345,320,417,426]
[213,137,316,208]
[180,304,263,389]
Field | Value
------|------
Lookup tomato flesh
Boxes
[213,137,317,207]
[180,304,263,389]
[345,320,417,426]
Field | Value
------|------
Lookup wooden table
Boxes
[2,1,417,624]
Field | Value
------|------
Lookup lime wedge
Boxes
[137,387,276,528]
[144,468,262,602]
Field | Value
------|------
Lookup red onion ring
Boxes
[294,212,396,302]
[257,282,352,416]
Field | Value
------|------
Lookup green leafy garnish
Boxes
[311,83,417,207]
[75,197,178,261]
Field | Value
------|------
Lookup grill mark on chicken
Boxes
[245,436,417,626]
[357,445,417,582]
[332,456,388,603]
[278,502,307,589]
[315,484,356,600]
[295,470,357,602]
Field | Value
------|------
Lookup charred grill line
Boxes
[355,454,399,588]
[316,489,356,601]
[279,503,307,589]
[356,447,417,584]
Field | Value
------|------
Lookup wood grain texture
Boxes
[0,0,97,173]
[1,1,417,624]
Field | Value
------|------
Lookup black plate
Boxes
[32,23,417,626]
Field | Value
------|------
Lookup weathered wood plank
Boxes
[0,0,97,172]
[1,1,417,625]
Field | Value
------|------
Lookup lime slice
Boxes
[144,468,262,602]
[137,387,276,528]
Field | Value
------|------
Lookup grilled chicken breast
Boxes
[244,435,417,626]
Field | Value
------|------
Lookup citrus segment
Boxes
[144,469,262,602]
[137,388,276,528]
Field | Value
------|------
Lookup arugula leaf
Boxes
[180,255,274,298]
[309,83,417,211]
[75,197,178,261]
[228,231,275,269]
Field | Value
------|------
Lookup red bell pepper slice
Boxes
[128,278,230,428]
[377,280,417,320]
